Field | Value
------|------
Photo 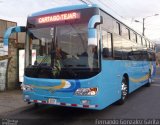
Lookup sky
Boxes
[0,0,160,43]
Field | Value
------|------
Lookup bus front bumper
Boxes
[23,91,102,110]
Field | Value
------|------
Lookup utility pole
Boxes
[135,14,159,36]
[142,18,145,36]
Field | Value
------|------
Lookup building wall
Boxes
[7,40,18,89]
[18,32,26,43]
[0,19,18,90]
[0,58,8,91]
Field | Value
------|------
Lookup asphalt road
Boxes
[1,68,160,125]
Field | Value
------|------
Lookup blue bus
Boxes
[4,4,156,110]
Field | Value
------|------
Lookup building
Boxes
[0,19,25,91]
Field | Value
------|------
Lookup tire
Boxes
[34,103,39,108]
[117,77,128,105]
[145,70,152,87]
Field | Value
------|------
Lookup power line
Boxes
[78,0,88,4]
[97,0,128,20]
[104,0,130,20]
[79,0,129,21]
[110,0,124,9]
[86,0,93,4]
[108,0,127,13]
[78,0,92,4]
[103,1,120,12]
[98,0,120,16]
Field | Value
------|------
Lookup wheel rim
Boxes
[149,71,152,84]
[149,78,152,83]
[122,79,127,100]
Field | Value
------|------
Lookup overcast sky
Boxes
[0,0,160,43]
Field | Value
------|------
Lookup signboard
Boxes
[38,12,80,24]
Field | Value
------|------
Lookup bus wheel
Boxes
[34,103,39,108]
[117,77,128,105]
[145,70,152,87]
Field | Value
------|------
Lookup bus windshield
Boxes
[26,23,100,78]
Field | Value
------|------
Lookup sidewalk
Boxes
[0,89,28,116]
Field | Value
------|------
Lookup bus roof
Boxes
[29,4,99,17]
[28,4,154,45]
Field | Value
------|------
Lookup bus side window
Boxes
[102,31,113,58]
[152,53,156,61]
[148,52,156,61]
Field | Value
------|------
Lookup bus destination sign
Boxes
[38,12,80,24]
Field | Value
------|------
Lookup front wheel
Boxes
[34,103,39,108]
[117,77,128,105]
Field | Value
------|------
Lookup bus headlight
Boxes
[75,88,98,96]
[21,83,33,91]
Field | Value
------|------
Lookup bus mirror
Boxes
[102,48,109,58]
[93,16,103,28]
[3,26,26,55]
[88,15,103,29]
[88,29,97,46]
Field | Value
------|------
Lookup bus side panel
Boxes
[100,60,125,107]
[127,61,147,93]
[128,61,153,94]
[101,60,147,105]
[101,59,151,105]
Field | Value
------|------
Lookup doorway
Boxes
[18,49,36,83]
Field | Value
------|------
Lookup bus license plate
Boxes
[48,98,57,104]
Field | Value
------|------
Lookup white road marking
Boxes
[152,84,160,87]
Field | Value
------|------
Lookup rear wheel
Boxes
[145,70,152,87]
[117,77,128,105]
